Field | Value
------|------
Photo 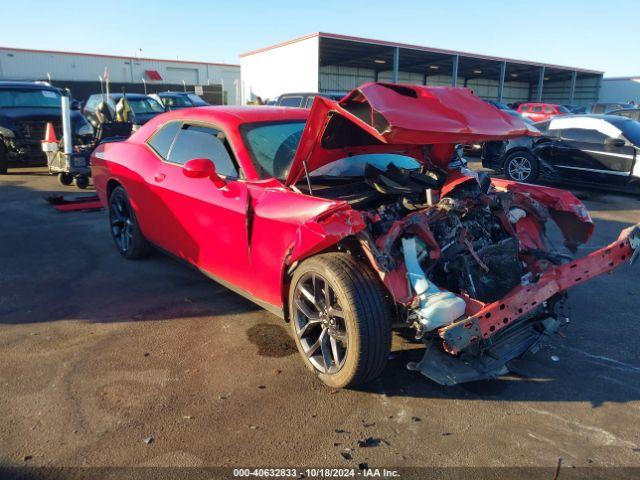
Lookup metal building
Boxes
[241,32,603,106]
[0,46,241,104]
[598,76,640,104]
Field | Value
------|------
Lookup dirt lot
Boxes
[1,167,640,477]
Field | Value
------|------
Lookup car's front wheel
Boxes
[108,186,150,259]
[288,253,391,389]
[504,151,539,183]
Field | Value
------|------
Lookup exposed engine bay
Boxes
[303,159,640,385]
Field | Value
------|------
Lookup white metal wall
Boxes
[240,36,319,103]
[599,78,640,104]
[0,48,241,104]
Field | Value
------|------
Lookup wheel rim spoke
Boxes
[329,336,340,366]
[319,330,332,369]
[305,334,322,359]
[294,297,319,321]
[298,285,317,307]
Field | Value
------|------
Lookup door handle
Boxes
[154,173,166,182]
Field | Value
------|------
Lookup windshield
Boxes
[187,94,207,105]
[0,88,61,108]
[124,97,165,114]
[164,95,193,107]
[241,121,306,179]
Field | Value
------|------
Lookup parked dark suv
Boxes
[0,81,94,173]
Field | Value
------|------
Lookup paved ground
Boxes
[1,167,640,476]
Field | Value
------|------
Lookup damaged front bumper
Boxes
[410,223,640,386]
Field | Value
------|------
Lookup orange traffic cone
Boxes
[41,122,59,153]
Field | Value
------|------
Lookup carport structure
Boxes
[240,32,603,106]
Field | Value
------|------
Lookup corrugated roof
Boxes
[240,32,603,74]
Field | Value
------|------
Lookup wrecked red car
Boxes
[91,82,640,388]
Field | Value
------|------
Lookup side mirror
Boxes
[604,137,626,149]
[182,158,226,188]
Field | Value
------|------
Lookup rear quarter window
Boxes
[279,96,303,108]
[147,121,181,159]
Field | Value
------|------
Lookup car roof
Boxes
[89,92,151,99]
[520,102,558,106]
[0,81,59,90]
[137,106,309,133]
[543,113,638,130]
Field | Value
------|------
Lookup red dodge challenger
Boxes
[92,82,639,388]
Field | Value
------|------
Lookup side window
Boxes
[279,96,303,107]
[544,106,554,113]
[147,121,181,160]
[168,124,238,178]
[532,106,542,113]
[305,96,316,108]
[559,128,608,143]
[520,105,530,112]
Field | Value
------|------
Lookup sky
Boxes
[0,0,637,76]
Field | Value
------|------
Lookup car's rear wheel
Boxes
[288,253,391,388]
[0,143,8,174]
[108,186,150,259]
[504,151,539,183]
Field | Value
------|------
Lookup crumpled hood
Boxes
[285,82,538,186]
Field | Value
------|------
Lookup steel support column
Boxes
[497,61,506,102]
[451,55,459,87]
[391,47,400,84]
[569,71,577,103]
[569,70,578,103]
[536,66,545,102]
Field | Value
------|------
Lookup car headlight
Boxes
[0,126,15,138]
[76,122,94,136]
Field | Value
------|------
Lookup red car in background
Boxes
[91,83,639,389]
[517,102,570,122]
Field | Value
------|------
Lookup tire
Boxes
[74,175,89,189]
[0,143,8,174]
[58,172,73,186]
[108,186,151,259]
[288,252,391,388]
[504,151,539,183]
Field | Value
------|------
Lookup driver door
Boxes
[150,122,252,291]
[552,127,635,182]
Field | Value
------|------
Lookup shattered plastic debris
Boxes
[340,450,353,460]
[143,437,154,444]
[357,437,382,448]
